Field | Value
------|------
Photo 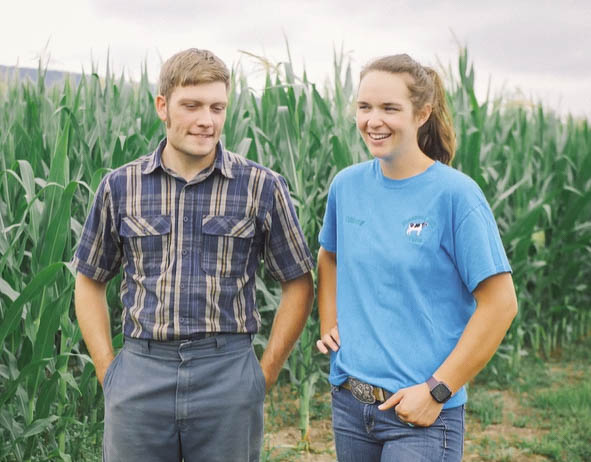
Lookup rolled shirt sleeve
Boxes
[263,175,315,281]
[71,175,122,282]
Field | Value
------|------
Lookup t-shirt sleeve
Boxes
[71,176,122,282]
[318,179,337,253]
[454,202,512,292]
[263,175,315,281]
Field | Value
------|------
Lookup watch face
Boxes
[431,383,451,403]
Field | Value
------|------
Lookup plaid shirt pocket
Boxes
[120,215,172,276]
[201,215,256,278]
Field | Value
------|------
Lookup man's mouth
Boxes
[368,133,391,141]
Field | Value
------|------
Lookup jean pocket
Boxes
[201,215,255,278]
[102,350,123,397]
[250,348,266,398]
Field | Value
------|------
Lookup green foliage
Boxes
[466,390,504,428]
[466,338,591,461]
[518,341,591,461]
[521,385,591,461]
[1,46,590,459]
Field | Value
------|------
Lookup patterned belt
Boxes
[342,377,393,404]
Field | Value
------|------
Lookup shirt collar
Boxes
[142,138,234,179]
[142,138,166,175]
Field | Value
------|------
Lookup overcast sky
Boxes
[2,0,590,118]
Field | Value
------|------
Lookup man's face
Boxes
[156,82,228,164]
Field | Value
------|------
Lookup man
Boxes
[73,48,314,462]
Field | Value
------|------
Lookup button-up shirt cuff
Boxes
[71,256,119,283]
[272,256,315,282]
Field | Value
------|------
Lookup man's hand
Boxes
[316,325,340,354]
[378,382,443,427]
[74,273,115,389]
[95,354,115,387]
[259,363,275,392]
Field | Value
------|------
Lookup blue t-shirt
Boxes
[318,159,511,408]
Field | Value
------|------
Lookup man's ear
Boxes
[155,94,168,123]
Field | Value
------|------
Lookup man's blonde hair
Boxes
[158,48,230,101]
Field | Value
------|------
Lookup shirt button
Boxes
[183,216,188,222]
[180,283,185,289]
[182,249,188,256]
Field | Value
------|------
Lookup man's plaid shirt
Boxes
[72,139,314,340]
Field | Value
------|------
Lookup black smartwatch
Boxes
[427,376,452,403]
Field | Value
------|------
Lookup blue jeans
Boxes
[332,385,464,462]
[102,334,265,462]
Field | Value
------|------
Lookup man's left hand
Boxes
[378,382,443,427]
[259,360,279,392]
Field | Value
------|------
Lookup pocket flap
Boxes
[121,215,171,237]
[202,215,255,239]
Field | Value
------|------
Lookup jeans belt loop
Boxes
[215,336,227,349]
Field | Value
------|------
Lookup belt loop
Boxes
[147,339,152,353]
[215,336,227,349]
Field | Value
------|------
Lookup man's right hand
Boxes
[316,326,340,354]
[74,273,116,389]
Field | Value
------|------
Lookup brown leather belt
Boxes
[342,377,393,404]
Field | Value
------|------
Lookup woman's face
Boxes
[356,71,424,161]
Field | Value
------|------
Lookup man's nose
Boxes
[195,108,213,127]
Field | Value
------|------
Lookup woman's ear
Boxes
[417,104,432,127]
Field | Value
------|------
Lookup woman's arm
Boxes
[431,272,518,392]
[380,272,518,426]
[316,247,340,354]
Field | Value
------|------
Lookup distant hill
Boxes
[0,65,82,86]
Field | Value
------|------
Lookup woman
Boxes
[316,54,518,461]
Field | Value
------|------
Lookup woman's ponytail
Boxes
[418,68,456,165]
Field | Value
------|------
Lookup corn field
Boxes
[1,48,590,460]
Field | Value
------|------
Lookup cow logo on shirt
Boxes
[406,222,428,236]
[403,216,434,244]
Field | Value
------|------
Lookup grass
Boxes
[466,390,504,428]
[466,336,591,462]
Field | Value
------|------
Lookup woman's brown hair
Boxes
[360,54,456,164]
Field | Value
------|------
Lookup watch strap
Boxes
[426,376,439,390]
